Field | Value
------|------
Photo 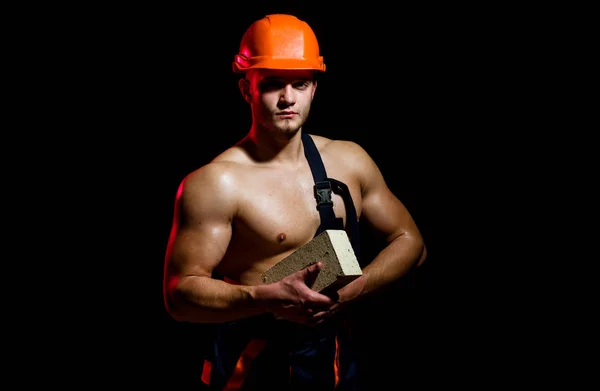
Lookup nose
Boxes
[278,84,296,106]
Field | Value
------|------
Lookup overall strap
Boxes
[302,133,342,232]
[328,177,361,261]
[301,133,361,260]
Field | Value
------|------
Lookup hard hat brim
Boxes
[232,55,326,73]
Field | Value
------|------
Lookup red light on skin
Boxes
[176,181,184,199]
[167,275,179,293]
[163,274,180,314]
[165,276,180,305]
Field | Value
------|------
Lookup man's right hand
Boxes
[263,262,336,324]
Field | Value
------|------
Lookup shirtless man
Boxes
[163,14,426,391]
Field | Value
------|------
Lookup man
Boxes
[163,14,426,390]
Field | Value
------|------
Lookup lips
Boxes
[277,111,296,118]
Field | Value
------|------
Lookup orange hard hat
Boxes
[232,14,326,73]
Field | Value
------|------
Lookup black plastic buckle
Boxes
[314,181,333,207]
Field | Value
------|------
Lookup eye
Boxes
[258,79,311,92]
[258,80,284,92]
[293,81,310,90]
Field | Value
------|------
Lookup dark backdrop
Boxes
[61,2,526,388]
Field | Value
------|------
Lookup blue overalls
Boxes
[202,133,362,390]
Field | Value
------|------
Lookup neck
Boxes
[242,125,305,165]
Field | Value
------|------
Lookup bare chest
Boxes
[214,151,366,284]
[217,167,350,278]
[236,169,346,248]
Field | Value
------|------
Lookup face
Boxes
[240,69,317,134]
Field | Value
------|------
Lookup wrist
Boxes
[246,284,274,313]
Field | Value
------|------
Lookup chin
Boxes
[274,121,302,133]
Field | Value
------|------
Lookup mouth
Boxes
[276,111,297,119]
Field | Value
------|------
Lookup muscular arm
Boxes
[163,163,334,324]
[340,142,427,301]
[359,168,427,296]
[163,164,262,323]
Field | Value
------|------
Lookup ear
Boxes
[238,78,251,104]
[311,80,317,99]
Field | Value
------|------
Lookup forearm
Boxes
[360,233,426,297]
[166,276,270,323]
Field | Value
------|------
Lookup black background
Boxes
[37,1,553,388]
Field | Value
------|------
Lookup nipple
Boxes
[277,233,287,243]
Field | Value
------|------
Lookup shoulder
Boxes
[178,147,251,207]
[309,133,369,154]
[308,133,377,172]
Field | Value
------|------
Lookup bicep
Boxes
[165,170,236,280]
[168,214,232,279]
[356,150,420,242]
[361,182,420,241]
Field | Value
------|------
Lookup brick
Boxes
[260,229,362,293]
